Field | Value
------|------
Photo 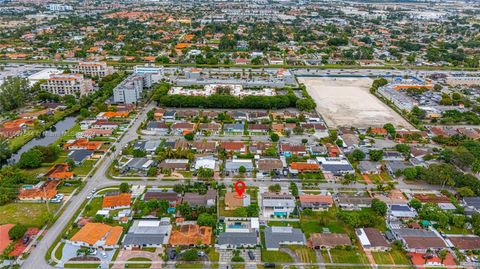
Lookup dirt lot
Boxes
[299,77,413,129]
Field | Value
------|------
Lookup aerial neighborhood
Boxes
[1,0,480,269]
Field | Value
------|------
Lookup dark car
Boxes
[247,251,255,260]
[169,249,176,260]
[264,263,276,268]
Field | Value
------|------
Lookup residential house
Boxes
[133,140,162,154]
[122,158,156,172]
[279,143,307,157]
[247,124,269,135]
[299,195,333,211]
[67,149,94,165]
[197,123,221,135]
[264,226,306,251]
[44,163,74,180]
[446,235,480,251]
[92,120,120,130]
[356,228,390,251]
[221,142,246,153]
[223,123,244,135]
[146,121,169,135]
[289,162,320,174]
[171,122,195,135]
[169,224,212,246]
[224,191,251,210]
[143,189,181,212]
[194,157,217,172]
[383,151,405,161]
[390,228,446,253]
[192,140,217,153]
[68,223,122,249]
[261,193,296,218]
[256,159,284,177]
[316,157,355,176]
[122,218,172,249]
[336,196,373,210]
[159,159,189,171]
[64,138,102,151]
[358,161,382,174]
[309,233,352,249]
[77,128,113,139]
[163,110,176,121]
[18,180,59,202]
[249,142,273,155]
[182,189,217,208]
[102,193,131,210]
[386,161,412,176]
[216,218,259,249]
[225,159,254,174]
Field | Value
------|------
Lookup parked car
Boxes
[264,263,275,268]
[247,251,255,260]
[169,249,176,260]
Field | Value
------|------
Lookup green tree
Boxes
[183,249,198,261]
[457,186,475,197]
[0,76,29,112]
[197,213,216,227]
[184,133,195,141]
[147,166,158,177]
[239,166,246,174]
[351,149,366,161]
[395,144,410,156]
[270,133,279,142]
[371,198,387,216]
[18,149,43,168]
[268,184,281,193]
[383,123,396,137]
[8,224,27,240]
[408,198,422,210]
[119,183,130,193]
[233,207,248,217]
[403,167,418,180]
[0,140,12,163]
[289,182,298,197]
[368,150,383,161]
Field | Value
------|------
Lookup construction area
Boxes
[298,77,414,129]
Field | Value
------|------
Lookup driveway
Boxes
[112,247,163,269]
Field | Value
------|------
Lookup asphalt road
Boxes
[21,102,155,269]
[20,100,447,269]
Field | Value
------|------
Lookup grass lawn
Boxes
[54,242,65,260]
[372,249,411,265]
[267,221,301,228]
[261,250,294,263]
[389,249,411,265]
[126,257,152,268]
[300,208,348,238]
[0,203,61,228]
[287,245,316,263]
[82,197,103,217]
[372,252,392,264]
[176,264,204,268]
[73,159,97,175]
[64,263,100,268]
[218,198,235,217]
[208,249,219,262]
[57,182,82,194]
[327,249,369,265]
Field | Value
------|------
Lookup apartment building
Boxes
[41,74,93,96]
[113,74,152,104]
[72,62,114,78]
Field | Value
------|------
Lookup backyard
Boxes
[0,202,61,228]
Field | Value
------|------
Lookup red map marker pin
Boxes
[234,180,246,198]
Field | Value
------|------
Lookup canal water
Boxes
[8,116,77,163]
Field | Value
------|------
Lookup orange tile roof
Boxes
[290,162,320,171]
[102,193,131,208]
[18,180,59,200]
[0,224,14,253]
[370,128,388,135]
[70,223,122,246]
[64,138,103,151]
[101,111,129,118]
[169,224,212,246]
[45,163,74,179]
[299,195,333,204]
[224,191,246,209]
[2,119,34,128]
[175,43,192,50]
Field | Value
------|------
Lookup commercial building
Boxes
[113,74,152,104]
[72,62,114,77]
[41,73,93,96]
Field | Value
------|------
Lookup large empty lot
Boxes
[299,77,413,129]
